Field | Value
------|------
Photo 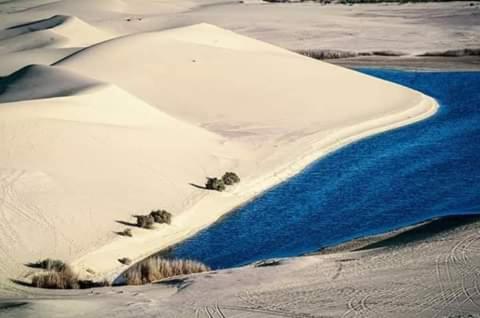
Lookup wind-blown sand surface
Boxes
[2,215,480,317]
[0,1,476,316]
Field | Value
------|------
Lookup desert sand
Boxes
[0,0,439,287]
[2,215,479,317]
[0,0,477,316]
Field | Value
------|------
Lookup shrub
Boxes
[32,258,66,271]
[222,172,240,185]
[205,177,226,192]
[125,257,210,285]
[31,265,79,289]
[29,260,111,289]
[119,228,132,237]
[119,257,132,265]
[150,210,172,224]
[136,215,155,229]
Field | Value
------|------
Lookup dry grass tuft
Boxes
[29,260,110,289]
[31,265,79,289]
[125,257,210,285]
[30,258,66,271]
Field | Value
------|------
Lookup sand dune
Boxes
[56,23,427,135]
[0,22,436,287]
[0,62,241,283]
[0,14,116,75]
[0,15,115,54]
[0,64,102,102]
[0,0,439,294]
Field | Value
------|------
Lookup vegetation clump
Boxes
[29,259,110,289]
[119,257,132,265]
[125,257,210,285]
[136,215,155,229]
[205,177,226,192]
[119,228,132,237]
[31,258,66,271]
[205,172,240,191]
[222,172,240,185]
[31,265,79,289]
[150,210,172,224]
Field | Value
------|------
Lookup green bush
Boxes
[222,172,240,185]
[150,210,172,224]
[136,215,154,229]
[205,177,226,192]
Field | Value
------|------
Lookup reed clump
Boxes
[29,259,110,289]
[31,264,79,289]
[30,258,66,271]
[125,257,210,285]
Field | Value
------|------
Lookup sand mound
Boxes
[0,15,115,54]
[56,24,425,137]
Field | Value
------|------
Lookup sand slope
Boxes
[0,15,115,54]
[56,24,426,134]
[0,14,116,75]
[0,63,241,284]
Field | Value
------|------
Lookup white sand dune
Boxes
[0,14,116,75]
[0,19,437,288]
[56,23,428,134]
[0,15,115,54]
[0,64,102,102]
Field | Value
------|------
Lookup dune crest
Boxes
[0,64,103,103]
[0,15,116,54]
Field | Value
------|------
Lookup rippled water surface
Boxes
[168,70,480,269]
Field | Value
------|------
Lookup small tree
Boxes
[136,215,154,229]
[205,177,226,192]
[222,172,240,185]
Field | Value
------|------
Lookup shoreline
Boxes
[314,214,480,255]
[69,90,438,283]
[326,55,480,71]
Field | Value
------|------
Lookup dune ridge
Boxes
[0,15,116,54]
[0,18,437,287]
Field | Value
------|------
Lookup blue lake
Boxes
[168,70,480,269]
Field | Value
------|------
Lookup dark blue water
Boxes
[169,70,480,269]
